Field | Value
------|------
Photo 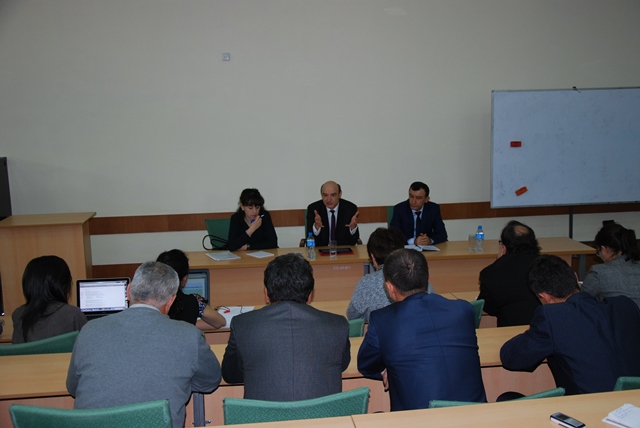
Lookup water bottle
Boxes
[306,232,316,260]
[475,225,484,252]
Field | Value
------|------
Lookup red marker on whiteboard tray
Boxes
[510,141,522,147]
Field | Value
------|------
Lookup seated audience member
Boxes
[347,227,434,322]
[500,255,640,395]
[222,253,350,401]
[227,188,278,251]
[582,223,640,307]
[156,249,225,328]
[12,255,87,343]
[306,181,359,246]
[67,261,221,428]
[478,220,541,326]
[358,249,486,411]
[390,181,447,245]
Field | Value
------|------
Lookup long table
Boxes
[188,237,594,306]
[0,325,555,427]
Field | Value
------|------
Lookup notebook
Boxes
[183,269,210,302]
[76,277,130,320]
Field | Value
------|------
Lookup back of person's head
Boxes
[130,261,179,307]
[367,227,406,265]
[527,255,579,298]
[500,220,541,254]
[383,248,430,294]
[263,253,314,304]
[409,181,430,197]
[156,249,189,282]
[594,223,640,262]
[237,188,266,213]
[20,255,73,342]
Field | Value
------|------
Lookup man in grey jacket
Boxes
[66,261,221,428]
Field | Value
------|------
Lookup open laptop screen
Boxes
[77,278,129,315]
[183,269,210,302]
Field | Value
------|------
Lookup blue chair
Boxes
[223,387,370,425]
[614,377,640,391]
[203,218,231,250]
[10,400,172,428]
[348,318,365,337]
[0,331,79,356]
[428,387,565,408]
[386,206,394,227]
[470,299,485,328]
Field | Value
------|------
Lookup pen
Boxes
[250,215,264,223]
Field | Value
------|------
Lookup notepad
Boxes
[405,244,440,252]
[246,251,274,259]
[604,404,640,428]
[206,251,241,261]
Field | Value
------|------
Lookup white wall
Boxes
[1,1,639,264]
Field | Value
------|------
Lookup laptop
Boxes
[76,277,130,320]
[182,269,210,302]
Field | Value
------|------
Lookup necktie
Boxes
[330,210,336,242]
[415,211,422,239]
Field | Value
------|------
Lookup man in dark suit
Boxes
[358,249,486,411]
[501,255,640,395]
[221,253,350,401]
[306,181,359,246]
[390,181,447,245]
[478,220,541,327]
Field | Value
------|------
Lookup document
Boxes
[206,251,241,261]
[405,244,440,252]
[217,306,255,328]
[604,404,640,428]
[246,251,274,259]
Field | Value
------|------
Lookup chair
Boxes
[203,218,231,250]
[9,399,172,428]
[348,318,365,337]
[386,206,394,227]
[614,376,640,391]
[223,387,370,425]
[0,331,79,356]
[470,299,485,328]
[428,387,565,408]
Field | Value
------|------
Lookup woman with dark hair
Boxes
[156,249,225,328]
[582,223,640,307]
[227,188,278,251]
[12,255,87,343]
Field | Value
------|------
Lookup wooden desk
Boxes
[0,212,95,316]
[0,325,552,427]
[211,416,356,428]
[351,389,640,428]
[188,237,593,306]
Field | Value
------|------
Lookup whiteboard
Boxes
[491,87,640,208]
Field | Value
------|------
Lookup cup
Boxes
[468,234,476,252]
[329,240,338,259]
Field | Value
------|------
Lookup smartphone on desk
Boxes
[550,412,585,428]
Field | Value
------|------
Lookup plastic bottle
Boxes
[475,225,484,252]
[306,232,316,260]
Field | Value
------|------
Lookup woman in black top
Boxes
[227,188,278,251]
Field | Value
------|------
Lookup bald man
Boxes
[306,181,360,246]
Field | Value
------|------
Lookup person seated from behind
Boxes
[347,227,434,322]
[157,249,225,328]
[582,223,640,308]
[478,220,541,326]
[222,253,350,401]
[501,255,640,395]
[227,188,278,251]
[358,249,486,411]
[12,255,87,343]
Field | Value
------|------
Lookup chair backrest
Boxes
[428,399,479,408]
[204,218,231,250]
[614,377,640,391]
[348,318,365,337]
[386,206,394,227]
[10,400,172,428]
[223,387,370,425]
[0,331,79,356]
[515,387,565,400]
[470,299,485,328]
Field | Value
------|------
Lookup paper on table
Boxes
[246,251,274,259]
[217,306,255,328]
[404,244,440,252]
[206,251,241,261]
[604,404,640,428]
